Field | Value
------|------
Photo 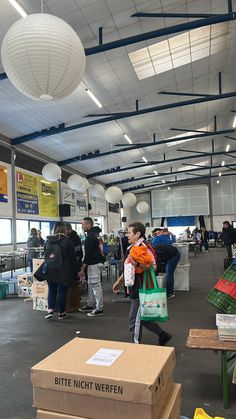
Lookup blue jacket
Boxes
[152,234,176,246]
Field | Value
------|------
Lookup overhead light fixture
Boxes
[162,180,165,184]
[124,134,132,144]
[168,187,171,190]
[7,0,27,18]
[221,161,225,166]
[233,115,236,128]
[226,144,230,152]
[153,170,158,175]
[217,179,220,184]
[142,156,148,163]
[86,88,102,108]
[219,172,222,177]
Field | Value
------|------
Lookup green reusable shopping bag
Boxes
[139,266,168,322]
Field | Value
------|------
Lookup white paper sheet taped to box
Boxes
[85,348,124,367]
[174,263,190,291]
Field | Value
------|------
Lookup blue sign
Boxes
[17,192,39,214]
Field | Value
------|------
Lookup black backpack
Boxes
[44,239,63,271]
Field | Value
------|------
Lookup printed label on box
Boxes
[85,348,123,367]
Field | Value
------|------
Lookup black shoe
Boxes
[45,311,54,320]
[58,312,69,320]
[87,309,104,317]
[159,332,172,346]
[79,305,93,312]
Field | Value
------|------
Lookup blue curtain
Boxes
[167,216,195,227]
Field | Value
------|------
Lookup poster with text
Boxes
[90,195,107,216]
[62,187,87,219]
[16,170,38,214]
[38,177,58,218]
[0,165,8,203]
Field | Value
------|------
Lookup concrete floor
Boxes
[0,248,235,419]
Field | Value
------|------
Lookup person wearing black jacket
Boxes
[44,222,78,320]
[222,221,236,258]
[27,228,41,272]
[65,223,83,269]
[79,217,105,317]
[154,244,180,299]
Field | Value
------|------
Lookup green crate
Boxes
[207,288,236,314]
[0,282,8,300]
[222,266,236,282]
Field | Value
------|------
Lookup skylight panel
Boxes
[129,23,230,80]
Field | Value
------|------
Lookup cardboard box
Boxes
[32,282,48,299]
[17,273,33,286]
[33,258,44,275]
[31,338,175,405]
[34,374,172,419]
[35,383,181,419]
[18,285,32,297]
[33,297,48,312]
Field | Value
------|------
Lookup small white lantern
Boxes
[136,201,149,214]
[79,177,90,193]
[91,184,105,198]
[42,163,61,181]
[67,174,83,191]
[105,186,123,204]
[122,192,137,208]
[1,14,86,100]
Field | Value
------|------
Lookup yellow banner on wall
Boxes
[0,165,8,203]
[16,171,38,195]
[38,177,58,217]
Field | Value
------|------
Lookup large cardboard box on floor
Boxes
[36,383,181,419]
[32,338,175,419]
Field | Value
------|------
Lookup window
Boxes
[0,219,12,245]
[41,222,51,239]
[16,220,29,243]
[29,221,40,231]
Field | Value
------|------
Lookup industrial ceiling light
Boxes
[226,144,230,152]
[168,187,171,190]
[217,179,220,184]
[221,161,225,166]
[124,134,132,144]
[142,156,148,163]
[219,172,222,177]
[153,170,158,175]
[7,0,27,18]
[233,115,236,128]
[85,88,102,108]
[162,180,165,183]
[1,14,86,100]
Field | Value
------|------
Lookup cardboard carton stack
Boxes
[33,259,48,312]
[17,273,33,297]
[31,338,181,419]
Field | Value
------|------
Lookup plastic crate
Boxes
[0,282,8,300]
[207,289,236,314]
[222,265,236,282]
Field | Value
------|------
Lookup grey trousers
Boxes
[87,264,104,310]
[128,298,163,344]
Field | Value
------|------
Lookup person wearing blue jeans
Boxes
[166,250,181,298]
[47,282,68,315]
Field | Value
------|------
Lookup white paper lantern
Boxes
[122,192,137,208]
[79,177,90,192]
[42,163,61,181]
[67,174,83,191]
[105,186,123,204]
[136,201,149,214]
[91,184,105,198]
[1,14,86,101]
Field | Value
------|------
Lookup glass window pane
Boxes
[30,221,40,230]
[16,220,29,243]
[74,224,83,235]
[0,219,12,244]
[40,222,50,239]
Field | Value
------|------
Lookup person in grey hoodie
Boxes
[27,228,41,272]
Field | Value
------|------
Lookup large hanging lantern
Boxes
[122,192,137,208]
[136,201,149,214]
[90,184,105,198]
[42,163,61,181]
[105,186,123,204]
[79,177,90,193]
[67,174,83,191]
[1,14,86,101]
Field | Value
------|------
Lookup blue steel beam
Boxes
[11,90,236,147]
[87,149,236,179]
[159,91,214,98]
[59,128,236,167]
[131,12,221,19]
[106,163,236,187]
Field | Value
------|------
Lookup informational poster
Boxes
[90,195,107,216]
[0,165,8,203]
[38,177,58,217]
[62,187,87,219]
[16,170,39,214]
